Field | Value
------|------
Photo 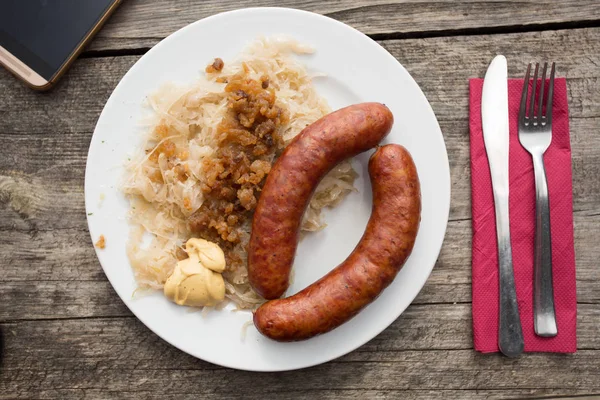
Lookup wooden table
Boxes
[1,1,599,399]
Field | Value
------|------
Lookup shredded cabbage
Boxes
[123,37,357,309]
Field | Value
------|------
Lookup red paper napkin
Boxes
[469,77,577,353]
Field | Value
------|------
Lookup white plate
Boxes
[85,7,450,372]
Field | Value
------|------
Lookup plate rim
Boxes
[85,6,451,372]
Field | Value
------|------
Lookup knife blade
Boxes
[481,55,524,357]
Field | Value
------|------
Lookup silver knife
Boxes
[481,55,524,357]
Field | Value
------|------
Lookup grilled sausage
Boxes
[253,144,421,341]
[248,103,394,299]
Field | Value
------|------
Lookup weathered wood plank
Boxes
[0,300,572,352]
[1,315,600,398]
[2,28,599,134]
[1,29,599,229]
[1,213,599,322]
[4,389,600,400]
[85,0,600,51]
[0,229,101,282]
[0,389,585,400]
[0,55,137,135]
[0,115,598,232]
[0,115,597,233]
[0,281,130,320]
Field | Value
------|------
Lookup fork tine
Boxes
[537,62,548,121]
[545,62,556,124]
[529,63,539,121]
[519,63,531,123]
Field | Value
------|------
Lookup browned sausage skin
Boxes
[253,144,421,342]
[248,103,394,300]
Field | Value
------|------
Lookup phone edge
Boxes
[0,0,123,91]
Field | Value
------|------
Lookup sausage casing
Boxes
[248,103,394,299]
[253,144,421,341]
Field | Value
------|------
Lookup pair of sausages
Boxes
[248,103,421,342]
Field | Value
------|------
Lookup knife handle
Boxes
[494,192,525,357]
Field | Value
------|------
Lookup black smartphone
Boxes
[0,0,122,90]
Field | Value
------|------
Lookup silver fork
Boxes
[518,62,558,337]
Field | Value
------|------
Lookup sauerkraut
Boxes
[123,37,357,309]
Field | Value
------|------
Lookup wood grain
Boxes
[1,29,599,224]
[1,313,600,399]
[1,13,600,399]
[85,0,600,51]
[5,390,600,400]
[1,213,599,322]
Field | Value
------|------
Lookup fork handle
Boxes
[532,153,558,337]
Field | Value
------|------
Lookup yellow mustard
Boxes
[164,238,226,307]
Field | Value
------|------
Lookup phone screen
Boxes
[0,0,117,80]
